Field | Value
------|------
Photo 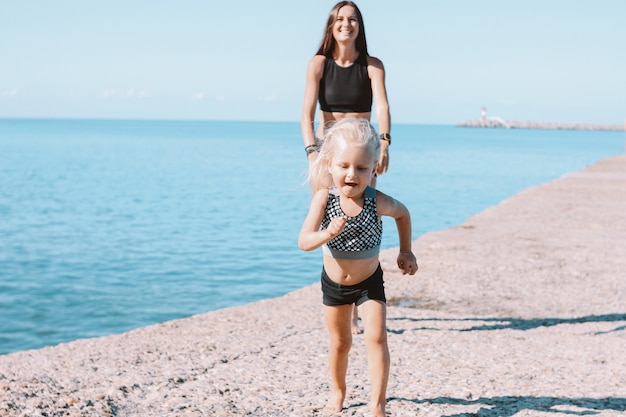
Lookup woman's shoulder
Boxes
[366,55,384,70]
[310,54,327,65]
[306,55,328,80]
[308,54,327,72]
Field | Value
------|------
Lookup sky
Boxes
[1,0,625,125]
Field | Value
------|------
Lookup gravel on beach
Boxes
[1,155,625,417]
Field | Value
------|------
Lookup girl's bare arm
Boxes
[376,190,418,274]
[298,189,346,251]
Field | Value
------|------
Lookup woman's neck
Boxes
[333,43,359,66]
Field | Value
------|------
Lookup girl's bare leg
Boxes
[324,304,354,412]
[359,300,389,417]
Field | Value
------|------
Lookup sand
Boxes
[1,155,625,417]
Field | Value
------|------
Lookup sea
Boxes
[1,119,624,355]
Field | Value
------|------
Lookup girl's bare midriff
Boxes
[323,254,380,285]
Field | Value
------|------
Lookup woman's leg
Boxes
[324,304,354,412]
[359,299,389,417]
[351,304,362,334]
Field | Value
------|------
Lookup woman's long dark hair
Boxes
[315,1,368,57]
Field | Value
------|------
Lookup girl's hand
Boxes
[327,216,347,239]
[397,250,418,275]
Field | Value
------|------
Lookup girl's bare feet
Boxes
[325,388,345,414]
[370,401,386,417]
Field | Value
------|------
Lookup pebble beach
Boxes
[1,155,625,417]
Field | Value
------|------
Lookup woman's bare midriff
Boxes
[317,111,372,136]
[322,255,380,286]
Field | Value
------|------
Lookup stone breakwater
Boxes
[1,155,626,416]
[458,119,625,131]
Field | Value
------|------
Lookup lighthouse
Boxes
[481,107,487,125]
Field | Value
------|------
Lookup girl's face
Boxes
[333,5,359,43]
[328,137,375,199]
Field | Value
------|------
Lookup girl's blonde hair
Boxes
[308,118,380,190]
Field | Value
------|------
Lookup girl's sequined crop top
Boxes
[321,186,382,260]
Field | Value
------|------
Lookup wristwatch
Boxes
[379,133,391,145]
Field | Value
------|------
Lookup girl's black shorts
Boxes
[321,264,386,306]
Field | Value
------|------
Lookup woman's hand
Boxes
[376,141,390,175]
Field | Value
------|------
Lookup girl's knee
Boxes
[330,337,352,354]
[364,329,387,347]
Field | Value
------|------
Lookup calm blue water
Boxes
[1,119,624,354]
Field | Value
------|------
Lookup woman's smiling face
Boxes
[333,5,359,43]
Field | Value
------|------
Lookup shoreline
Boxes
[457,119,625,131]
[1,155,625,416]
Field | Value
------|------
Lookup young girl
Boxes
[298,118,417,417]
[301,1,393,335]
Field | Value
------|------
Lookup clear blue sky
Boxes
[1,0,625,125]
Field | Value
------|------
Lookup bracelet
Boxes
[379,133,391,145]
[305,144,317,155]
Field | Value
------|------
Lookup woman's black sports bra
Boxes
[318,53,372,113]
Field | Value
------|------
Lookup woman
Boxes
[301,1,391,173]
[301,1,392,334]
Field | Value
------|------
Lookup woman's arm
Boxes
[368,56,391,174]
[298,189,347,251]
[301,56,325,161]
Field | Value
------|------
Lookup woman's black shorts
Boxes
[321,264,386,306]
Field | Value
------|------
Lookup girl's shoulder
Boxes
[374,188,394,206]
[312,187,331,203]
[374,189,408,218]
